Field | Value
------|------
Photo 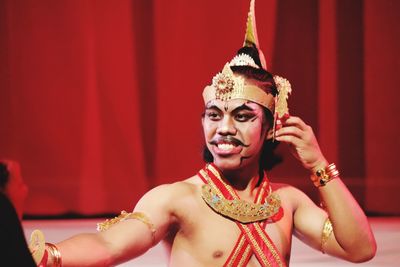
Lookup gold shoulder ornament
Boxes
[97,210,156,244]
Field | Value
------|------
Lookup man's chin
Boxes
[213,158,243,172]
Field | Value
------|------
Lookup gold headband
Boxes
[203,0,292,126]
[202,63,275,112]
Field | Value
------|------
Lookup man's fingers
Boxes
[275,134,302,147]
[282,116,308,131]
[275,126,303,139]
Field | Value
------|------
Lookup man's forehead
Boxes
[205,99,263,111]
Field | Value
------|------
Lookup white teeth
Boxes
[217,143,235,151]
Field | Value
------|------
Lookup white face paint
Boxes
[202,99,269,172]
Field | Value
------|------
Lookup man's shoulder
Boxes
[146,174,203,200]
[270,182,313,210]
[271,182,299,194]
[135,174,203,213]
[272,182,310,197]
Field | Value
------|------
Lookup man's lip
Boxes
[212,145,242,155]
[209,136,248,147]
[213,141,238,146]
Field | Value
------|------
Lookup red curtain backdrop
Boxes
[0,0,399,216]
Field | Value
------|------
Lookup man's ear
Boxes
[266,127,274,141]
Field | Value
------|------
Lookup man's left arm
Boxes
[275,116,377,262]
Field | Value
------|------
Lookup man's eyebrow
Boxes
[205,103,256,112]
[205,104,222,111]
[232,104,255,113]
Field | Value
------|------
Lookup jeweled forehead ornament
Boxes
[204,62,276,111]
[202,0,292,122]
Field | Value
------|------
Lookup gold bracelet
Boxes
[310,163,340,187]
[321,218,333,253]
[45,242,62,267]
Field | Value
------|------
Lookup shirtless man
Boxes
[35,1,376,266]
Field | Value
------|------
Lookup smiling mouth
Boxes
[209,136,249,148]
[216,143,237,151]
[212,142,242,155]
[209,136,248,156]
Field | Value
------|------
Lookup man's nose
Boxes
[217,116,237,135]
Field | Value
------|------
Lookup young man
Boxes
[33,1,376,266]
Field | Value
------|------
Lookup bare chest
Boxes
[167,193,293,266]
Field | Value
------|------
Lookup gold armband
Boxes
[321,218,333,254]
[310,163,340,187]
[97,211,156,244]
[45,242,62,267]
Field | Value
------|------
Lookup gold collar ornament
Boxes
[201,183,281,223]
[202,0,292,134]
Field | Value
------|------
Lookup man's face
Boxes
[202,99,271,172]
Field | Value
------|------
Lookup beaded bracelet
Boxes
[310,163,340,187]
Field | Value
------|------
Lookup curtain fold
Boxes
[0,0,148,215]
[0,0,399,215]
[364,0,400,214]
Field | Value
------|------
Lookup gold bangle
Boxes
[45,242,62,267]
[321,218,333,254]
[310,163,340,187]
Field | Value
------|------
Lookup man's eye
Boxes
[207,112,221,120]
[235,113,253,121]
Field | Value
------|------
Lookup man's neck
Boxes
[219,163,262,199]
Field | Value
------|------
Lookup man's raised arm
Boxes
[275,116,376,262]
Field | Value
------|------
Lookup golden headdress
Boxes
[202,0,292,134]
